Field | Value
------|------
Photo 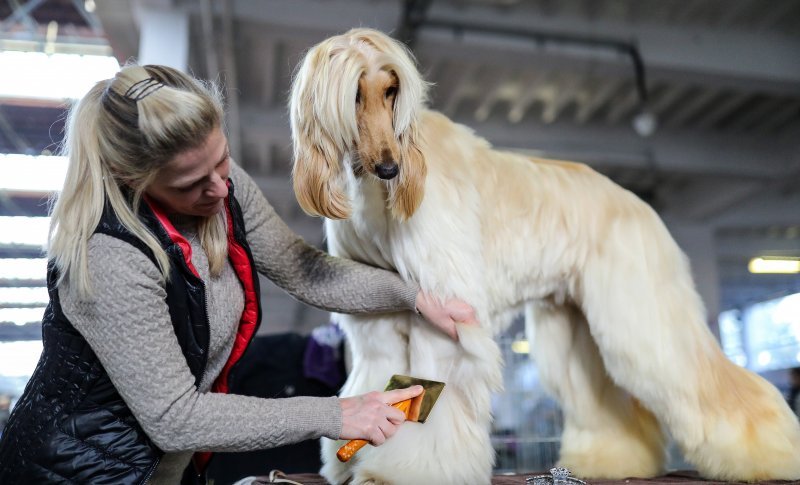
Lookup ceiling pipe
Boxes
[398,1,656,136]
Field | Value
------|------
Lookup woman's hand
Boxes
[415,291,478,341]
[339,385,424,445]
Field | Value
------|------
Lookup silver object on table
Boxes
[525,467,588,485]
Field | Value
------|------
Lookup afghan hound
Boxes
[289,28,800,485]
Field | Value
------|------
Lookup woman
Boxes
[0,64,476,484]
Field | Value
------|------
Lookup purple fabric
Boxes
[303,323,344,389]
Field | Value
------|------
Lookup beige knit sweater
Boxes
[59,162,418,483]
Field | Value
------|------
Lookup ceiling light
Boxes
[0,287,49,306]
[0,341,44,376]
[632,110,658,137]
[0,259,48,280]
[0,51,119,101]
[511,339,530,354]
[0,218,50,248]
[0,308,46,327]
[747,257,800,274]
[1,154,68,192]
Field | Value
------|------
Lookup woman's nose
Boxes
[206,174,229,199]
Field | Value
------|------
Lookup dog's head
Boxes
[289,28,429,221]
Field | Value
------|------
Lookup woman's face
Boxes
[146,126,230,217]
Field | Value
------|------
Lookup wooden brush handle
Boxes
[336,399,412,462]
[336,438,368,462]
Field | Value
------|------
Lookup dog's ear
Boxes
[390,125,426,221]
[289,40,353,220]
[292,140,351,220]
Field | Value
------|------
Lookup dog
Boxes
[289,28,800,484]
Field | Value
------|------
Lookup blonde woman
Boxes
[0,64,475,484]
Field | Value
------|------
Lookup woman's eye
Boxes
[385,86,397,99]
[177,184,197,193]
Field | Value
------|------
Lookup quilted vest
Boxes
[0,180,262,484]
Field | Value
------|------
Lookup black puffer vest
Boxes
[0,180,262,484]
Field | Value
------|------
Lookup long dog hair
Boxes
[290,28,800,485]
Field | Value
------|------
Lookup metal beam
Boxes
[0,0,47,32]
[239,104,796,181]
[198,0,219,79]
[709,190,800,228]
[99,0,800,98]
[0,106,32,154]
[184,0,800,96]
[70,0,104,35]
[221,0,241,164]
[417,1,800,95]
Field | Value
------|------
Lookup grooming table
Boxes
[249,471,796,484]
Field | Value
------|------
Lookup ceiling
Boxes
[1,0,799,333]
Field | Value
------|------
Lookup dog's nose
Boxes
[375,162,399,180]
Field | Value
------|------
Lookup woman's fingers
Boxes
[415,291,480,341]
[381,385,423,405]
[339,387,424,445]
[450,300,478,325]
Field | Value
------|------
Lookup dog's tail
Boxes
[580,197,800,481]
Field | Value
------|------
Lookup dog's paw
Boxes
[320,438,354,485]
[350,472,391,485]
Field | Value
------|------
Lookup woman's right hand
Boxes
[338,385,424,445]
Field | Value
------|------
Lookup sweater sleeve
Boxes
[229,162,419,314]
[60,234,342,453]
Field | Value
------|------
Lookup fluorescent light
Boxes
[0,259,48,280]
[0,287,48,306]
[0,217,50,247]
[748,257,800,274]
[0,51,119,100]
[0,154,68,191]
[511,339,530,354]
[0,307,45,326]
[0,340,43,376]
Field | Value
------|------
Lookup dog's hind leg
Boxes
[527,301,667,479]
[579,209,800,481]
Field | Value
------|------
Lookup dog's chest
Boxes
[325,191,395,270]
[347,209,396,265]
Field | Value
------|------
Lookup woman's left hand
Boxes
[414,291,478,341]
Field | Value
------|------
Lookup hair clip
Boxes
[124,77,164,101]
[526,467,588,485]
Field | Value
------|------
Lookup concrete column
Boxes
[135,3,188,71]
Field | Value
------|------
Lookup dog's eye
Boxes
[355,90,361,105]
[385,86,397,99]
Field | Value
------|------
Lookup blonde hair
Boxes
[49,64,228,296]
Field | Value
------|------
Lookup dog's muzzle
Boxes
[375,161,399,180]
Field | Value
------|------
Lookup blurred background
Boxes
[1,0,799,479]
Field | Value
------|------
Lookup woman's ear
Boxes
[390,125,426,221]
[292,138,351,220]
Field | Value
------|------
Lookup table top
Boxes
[242,470,797,485]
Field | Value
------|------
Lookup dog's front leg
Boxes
[350,312,501,485]
[320,314,411,485]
